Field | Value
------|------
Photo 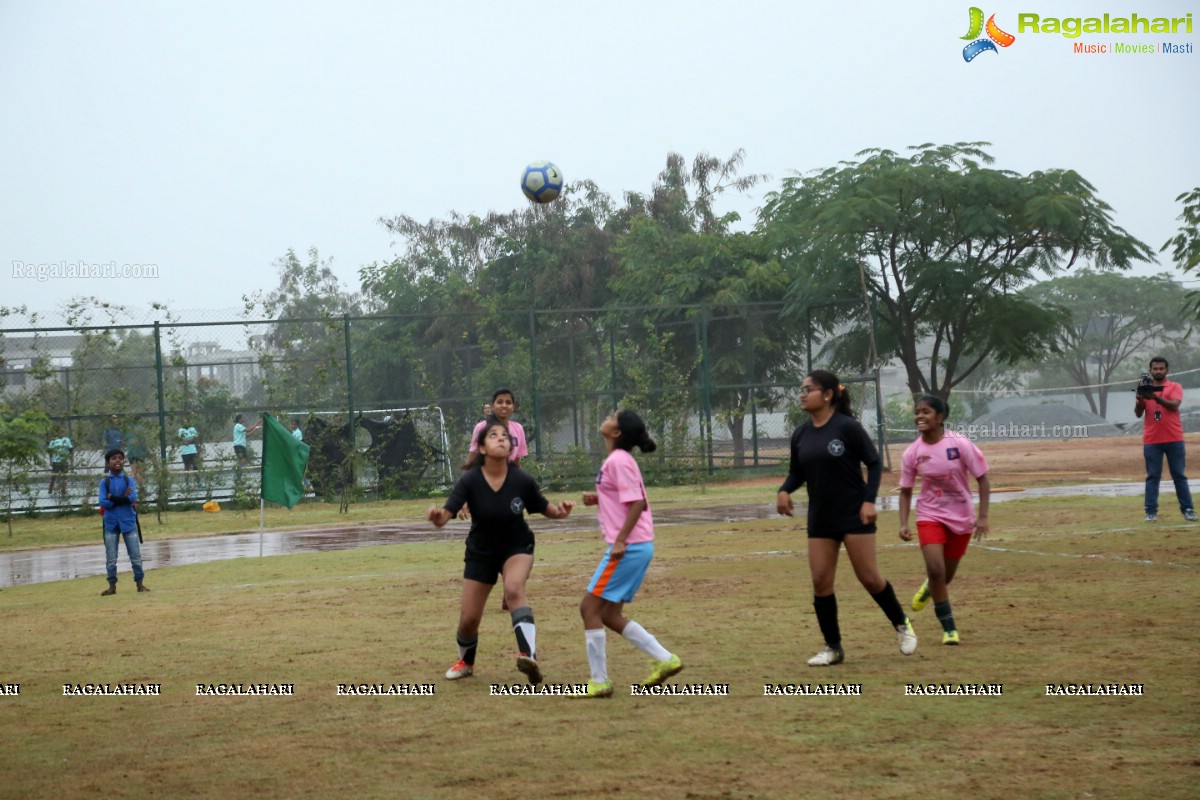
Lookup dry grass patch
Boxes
[1,495,1197,799]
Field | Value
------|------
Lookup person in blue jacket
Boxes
[98,448,149,596]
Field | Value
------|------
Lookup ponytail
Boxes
[614,409,657,454]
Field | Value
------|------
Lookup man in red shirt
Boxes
[1135,357,1197,522]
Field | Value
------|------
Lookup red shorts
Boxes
[917,521,971,560]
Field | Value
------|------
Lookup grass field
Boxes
[1,484,1197,800]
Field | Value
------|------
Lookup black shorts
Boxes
[234,445,247,458]
[181,453,198,470]
[51,462,68,474]
[808,523,876,541]
[463,538,535,585]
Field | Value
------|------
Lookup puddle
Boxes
[0,481,1180,587]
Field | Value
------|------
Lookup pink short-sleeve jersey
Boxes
[899,431,989,535]
[468,419,528,462]
[1142,380,1184,444]
[596,448,655,545]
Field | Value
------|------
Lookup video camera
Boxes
[1135,372,1164,399]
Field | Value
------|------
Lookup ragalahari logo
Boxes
[962,7,1016,61]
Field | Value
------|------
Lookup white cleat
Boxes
[897,618,918,656]
[806,646,845,666]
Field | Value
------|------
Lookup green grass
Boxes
[1,493,1197,799]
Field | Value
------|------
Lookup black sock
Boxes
[456,633,478,666]
[871,581,908,628]
[934,600,956,633]
[813,594,841,649]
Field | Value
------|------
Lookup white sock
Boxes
[511,607,537,659]
[621,621,671,662]
[585,628,608,682]
[514,621,536,658]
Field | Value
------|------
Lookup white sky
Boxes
[2,0,1198,325]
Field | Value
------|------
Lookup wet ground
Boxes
[0,481,1183,588]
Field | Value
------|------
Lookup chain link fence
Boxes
[1,304,883,514]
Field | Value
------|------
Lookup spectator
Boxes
[98,448,149,595]
[48,428,74,495]
[1135,356,1197,522]
[233,414,262,468]
[178,416,200,473]
[102,415,124,452]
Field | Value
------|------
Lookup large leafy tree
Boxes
[243,248,362,409]
[609,150,789,465]
[1161,186,1200,318]
[0,406,50,535]
[357,211,501,412]
[760,142,1155,399]
[1023,270,1189,416]
[358,183,627,439]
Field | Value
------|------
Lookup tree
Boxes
[243,248,362,409]
[68,329,158,421]
[358,183,626,438]
[608,151,790,466]
[357,210,525,421]
[759,142,1155,400]
[1161,186,1200,318]
[0,406,50,535]
[1023,270,1189,416]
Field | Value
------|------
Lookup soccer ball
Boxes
[521,161,563,203]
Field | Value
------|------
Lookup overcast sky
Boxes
[2,0,1197,326]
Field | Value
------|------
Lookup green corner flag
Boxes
[260,413,311,509]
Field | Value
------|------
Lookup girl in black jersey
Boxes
[428,419,574,684]
[776,370,917,666]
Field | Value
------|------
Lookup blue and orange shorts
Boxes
[586,541,654,603]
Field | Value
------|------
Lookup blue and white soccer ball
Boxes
[521,161,563,204]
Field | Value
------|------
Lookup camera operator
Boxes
[1135,357,1196,522]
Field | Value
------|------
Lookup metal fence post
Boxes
[608,327,618,411]
[344,315,354,446]
[568,332,579,447]
[805,305,813,374]
[748,308,760,467]
[870,297,889,469]
[699,308,714,473]
[528,308,540,460]
[153,321,167,461]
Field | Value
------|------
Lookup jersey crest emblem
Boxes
[827,439,845,457]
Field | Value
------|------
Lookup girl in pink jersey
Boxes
[575,410,682,698]
[898,395,990,645]
[468,389,528,466]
